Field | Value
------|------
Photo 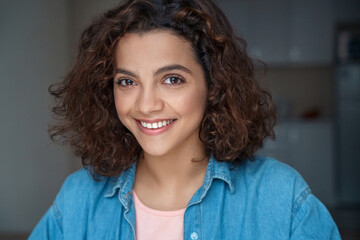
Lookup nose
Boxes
[135,86,164,114]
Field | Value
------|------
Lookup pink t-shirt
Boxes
[133,191,185,240]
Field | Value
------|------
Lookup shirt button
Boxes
[190,232,198,240]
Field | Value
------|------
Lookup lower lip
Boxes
[136,120,176,135]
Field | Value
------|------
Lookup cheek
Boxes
[176,89,207,119]
[114,92,131,122]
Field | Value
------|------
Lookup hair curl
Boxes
[49,0,277,177]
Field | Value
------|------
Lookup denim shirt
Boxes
[29,156,341,239]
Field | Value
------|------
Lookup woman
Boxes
[29,0,340,239]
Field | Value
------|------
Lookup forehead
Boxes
[115,30,197,66]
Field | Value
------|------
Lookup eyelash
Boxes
[115,78,135,87]
[163,75,185,85]
[114,75,185,87]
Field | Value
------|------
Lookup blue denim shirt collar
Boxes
[103,155,235,209]
[103,162,137,209]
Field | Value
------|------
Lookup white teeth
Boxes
[140,120,174,129]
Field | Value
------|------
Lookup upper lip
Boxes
[135,118,176,123]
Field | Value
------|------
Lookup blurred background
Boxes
[0,0,359,239]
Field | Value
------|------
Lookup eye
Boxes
[163,75,184,85]
[115,78,135,87]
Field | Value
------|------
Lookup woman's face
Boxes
[113,30,207,158]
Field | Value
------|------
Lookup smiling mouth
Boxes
[139,119,175,129]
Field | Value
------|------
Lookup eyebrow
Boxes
[154,64,192,75]
[116,68,138,78]
[115,64,192,77]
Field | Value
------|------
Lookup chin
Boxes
[139,143,172,157]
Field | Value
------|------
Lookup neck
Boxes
[133,140,209,210]
[138,146,208,187]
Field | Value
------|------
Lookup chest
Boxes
[62,180,293,240]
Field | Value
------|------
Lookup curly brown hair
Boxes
[49,0,276,177]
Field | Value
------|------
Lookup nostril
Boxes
[136,93,164,114]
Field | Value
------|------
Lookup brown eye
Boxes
[163,76,184,85]
[116,78,135,86]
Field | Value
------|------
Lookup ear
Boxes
[207,86,217,102]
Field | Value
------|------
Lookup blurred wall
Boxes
[67,0,124,59]
[0,0,125,234]
[0,0,74,233]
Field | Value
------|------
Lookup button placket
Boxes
[184,202,202,240]
[190,232,199,240]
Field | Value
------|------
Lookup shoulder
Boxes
[220,157,341,238]
[60,168,106,194]
[55,168,114,210]
[242,155,302,180]
[231,156,309,203]
[245,156,306,185]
